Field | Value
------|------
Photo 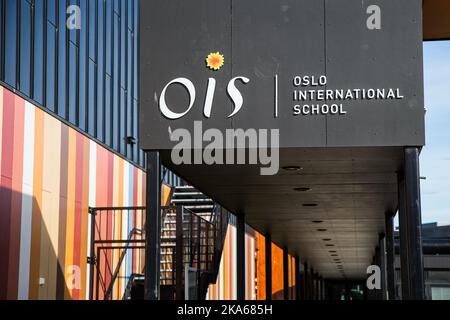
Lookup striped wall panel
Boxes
[206,224,258,300]
[0,86,146,300]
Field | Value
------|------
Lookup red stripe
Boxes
[7,95,25,299]
[72,134,84,300]
[0,90,15,299]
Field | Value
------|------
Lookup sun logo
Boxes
[206,52,224,71]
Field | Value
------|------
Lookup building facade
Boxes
[0,0,290,301]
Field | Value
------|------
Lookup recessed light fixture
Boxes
[322,238,332,241]
[329,250,337,253]
[293,187,311,192]
[312,220,323,224]
[331,254,338,257]
[325,244,335,247]
[282,166,302,171]
[303,203,318,207]
[317,229,328,232]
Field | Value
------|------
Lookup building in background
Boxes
[395,223,450,300]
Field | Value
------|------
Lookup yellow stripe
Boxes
[64,128,77,299]
[39,114,61,299]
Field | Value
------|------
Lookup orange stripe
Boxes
[79,136,90,299]
[64,128,77,299]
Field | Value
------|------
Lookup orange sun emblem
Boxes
[206,52,224,71]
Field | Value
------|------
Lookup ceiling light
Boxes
[317,229,328,232]
[325,244,334,247]
[303,203,318,207]
[282,166,302,171]
[293,187,311,192]
[312,220,323,224]
[322,238,332,241]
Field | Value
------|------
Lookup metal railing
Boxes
[88,204,229,300]
[88,207,146,300]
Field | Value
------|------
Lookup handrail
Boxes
[104,228,143,300]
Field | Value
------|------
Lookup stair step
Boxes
[172,192,204,197]
[174,186,196,190]
[161,243,176,247]
[172,199,213,203]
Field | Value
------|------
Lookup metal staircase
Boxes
[89,185,229,300]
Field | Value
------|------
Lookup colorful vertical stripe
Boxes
[0,86,146,300]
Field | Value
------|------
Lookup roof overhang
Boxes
[162,147,402,279]
[423,0,450,41]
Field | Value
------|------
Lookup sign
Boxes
[139,0,424,150]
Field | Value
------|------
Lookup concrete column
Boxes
[265,234,272,300]
[236,214,246,300]
[398,147,425,300]
[144,151,161,300]
[385,211,396,300]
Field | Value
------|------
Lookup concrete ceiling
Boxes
[423,0,450,41]
[162,147,403,280]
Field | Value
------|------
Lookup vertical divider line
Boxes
[274,74,278,118]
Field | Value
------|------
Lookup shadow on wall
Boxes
[0,187,71,300]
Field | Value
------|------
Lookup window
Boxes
[33,0,45,105]
[19,0,31,96]
[47,0,56,25]
[78,0,87,131]
[431,287,450,300]
[0,0,142,167]
[68,42,78,124]
[105,0,112,76]
[58,0,67,119]
[4,0,17,87]
[88,60,96,136]
[105,73,112,146]
[46,22,57,111]
[88,0,97,62]
[112,13,119,151]
[97,0,105,142]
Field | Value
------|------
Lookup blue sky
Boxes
[421,41,450,224]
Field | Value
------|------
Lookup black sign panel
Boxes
[139,0,425,150]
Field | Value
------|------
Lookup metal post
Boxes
[398,147,425,300]
[379,233,387,300]
[398,171,408,300]
[295,256,300,300]
[283,247,289,300]
[303,262,308,300]
[236,214,246,300]
[144,151,161,300]
[197,217,201,270]
[175,206,183,300]
[310,268,315,300]
[385,211,396,300]
[88,208,96,300]
[265,233,272,300]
